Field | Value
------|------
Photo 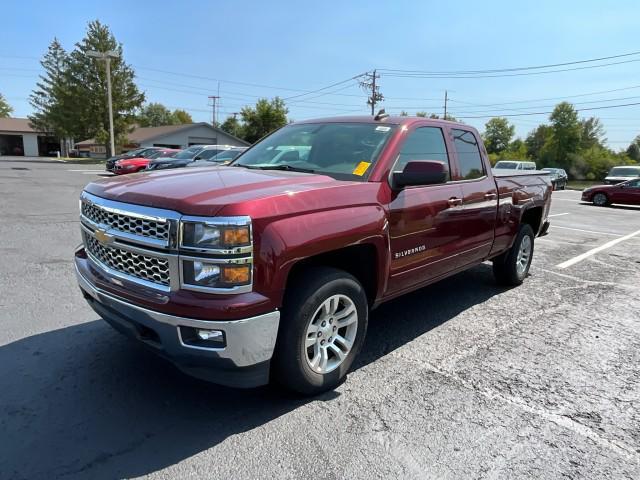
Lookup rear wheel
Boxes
[273,267,368,395]
[493,224,535,286]
[593,192,609,207]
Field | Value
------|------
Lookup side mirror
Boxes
[391,161,448,189]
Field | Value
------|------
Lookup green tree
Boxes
[240,97,288,144]
[0,93,13,117]
[172,109,192,124]
[415,111,427,117]
[483,117,515,154]
[525,124,551,160]
[137,103,176,127]
[63,20,145,156]
[221,115,242,139]
[546,102,581,169]
[399,110,408,116]
[580,117,605,150]
[625,134,640,162]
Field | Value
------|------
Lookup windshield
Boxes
[124,148,146,157]
[210,150,243,162]
[196,149,224,160]
[232,122,396,180]
[494,161,518,169]
[609,166,640,176]
[173,146,203,159]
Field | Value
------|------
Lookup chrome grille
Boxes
[83,232,170,286]
[81,201,169,242]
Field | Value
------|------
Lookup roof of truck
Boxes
[294,115,470,128]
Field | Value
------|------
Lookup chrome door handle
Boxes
[484,192,497,200]
[448,197,463,207]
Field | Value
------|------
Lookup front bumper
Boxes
[76,263,280,388]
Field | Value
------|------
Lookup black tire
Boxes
[592,192,609,207]
[493,224,535,286]
[272,267,368,395]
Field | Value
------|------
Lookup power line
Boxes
[282,74,365,101]
[448,84,640,108]
[380,58,640,79]
[377,50,640,75]
[449,94,640,116]
[455,101,640,119]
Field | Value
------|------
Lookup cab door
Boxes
[448,128,497,268]
[615,179,640,204]
[386,125,466,295]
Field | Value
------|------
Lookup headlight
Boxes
[181,220,251,250]
[182,259,251,289]
[179,216,253,292]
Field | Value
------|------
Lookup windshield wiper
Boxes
[236,164,316,173]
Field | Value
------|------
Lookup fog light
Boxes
[179,326,226,349]
[197,329,223,341]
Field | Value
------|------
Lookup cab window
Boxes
[395,127,450,181]
[451,129,485,180]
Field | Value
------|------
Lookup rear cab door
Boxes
[446,127,498,268]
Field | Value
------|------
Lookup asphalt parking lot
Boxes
[1,157,639,480]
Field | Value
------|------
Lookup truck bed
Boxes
[492,169,551,177]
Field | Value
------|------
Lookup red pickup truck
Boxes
[75,115,551,394]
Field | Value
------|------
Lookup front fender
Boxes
[254,206,389,307]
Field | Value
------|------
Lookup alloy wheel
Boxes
[304,294,358,374]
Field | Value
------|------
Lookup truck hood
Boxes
[84,166,362,216]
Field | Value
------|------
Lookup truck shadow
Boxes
[0,264,503,479]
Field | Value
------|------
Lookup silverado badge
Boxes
[394,245,426,259]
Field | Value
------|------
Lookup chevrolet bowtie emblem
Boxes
[95,228,114,245]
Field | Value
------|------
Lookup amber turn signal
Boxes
[223,227,250,246]
[222,265,251,284]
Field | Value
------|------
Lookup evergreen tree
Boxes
[0,93,13,117]
[29,39,70,152]
[64,20,144,156]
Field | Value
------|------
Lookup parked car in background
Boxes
[113,149,180,175]
[147,145,240,170]
[494,160,537,170]
[105,147,162,172]
[604,165,640,185]
[187,147,248,168]
[75,115,552,394]
[541,167,568,190]
[581,178,640,206]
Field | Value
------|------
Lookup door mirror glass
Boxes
[392,161,448,189]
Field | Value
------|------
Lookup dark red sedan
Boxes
[581,178,640,206]
[113,149,180,175]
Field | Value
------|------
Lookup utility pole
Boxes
[208,95,220,126]
[359,70,383,115]
[444,90,448,120]
[87,50,118,157]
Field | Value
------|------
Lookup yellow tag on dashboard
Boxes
[352,161,371,176]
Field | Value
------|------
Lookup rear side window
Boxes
[452,129,485,180]
[395,127,450,180]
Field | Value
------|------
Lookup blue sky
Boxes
[1,0,639,149]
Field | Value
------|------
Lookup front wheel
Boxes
[592,192,609,207]
[273,267,368,395]
[493,224,535,286]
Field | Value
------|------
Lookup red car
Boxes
[113,149,180,174]
[581,178,640,206]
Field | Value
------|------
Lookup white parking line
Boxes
[548,213,569,217]
[551,225,623,237]
[556,229,640,269]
